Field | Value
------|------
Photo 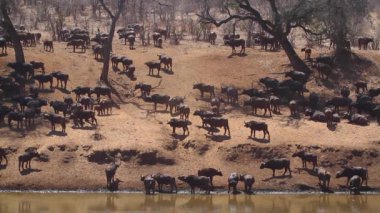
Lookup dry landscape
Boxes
[1,35,380,193]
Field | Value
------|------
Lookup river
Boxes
[0,192,379,213]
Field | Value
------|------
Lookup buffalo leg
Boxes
[283,168,288,176]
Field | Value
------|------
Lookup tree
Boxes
[99,0,126,83]
[198,0,325,73]
[0,0,25,63]
[320,0,369,65]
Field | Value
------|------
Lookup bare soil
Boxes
[1,36,380,192]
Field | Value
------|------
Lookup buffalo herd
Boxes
[100,153,368,194]
[0,25,378,195]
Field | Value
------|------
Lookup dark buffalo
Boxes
[336,167,368,186]
[0,105,12,123]
[145,60,161,76]
[260,158,292,177]
[79,97,93,110]
[141,175,156,195]
[51,71,69,89]
[354,81,368,93]
[279,79,307,96]
[67,39,86,52]
[92,44,103,60]
[43,113,66,133]
[178,104,190,120]
[18,150,40,171]
[259,77,279,90]
[325,97,352,113]
[0,147,8,165]
[71,110,97,127]
[158,54,172,71]
[358,37,374,50]
[221,86,238,104]
[301,48,311,60]
[340,86,350,98]
[193,83,215,99]
[50,100,69,116]
[344,113,369,126]
[30,61,45,74]
[167,118,191,135]
[193,109,218,127]
[178,175,211,194]
[239,174,255,193]
[314,63,333,80]
[168,96,184,114]
[315,56,334,66]
[135,83,152,98]
[228,172,239,194]
[8,111,24,128]
[244,120,270,140]
[0,37,7,54]
[43,40,54,52]
[90,86,112,101]
[314,167,331,188]
[144,94,170,111]
[7,62,34,79]
[203,117,230,136]
[153,173,177,193]
[244,97,271,116]
[368,88,380,98]
[285,70,308,83]
[33,74,53,89]
[292,150,317,169]
[349,175,362,194]
[225,39,246,54]
[105,162,121,189]
[209,32,217,45]
[72,86,91,101]
[269,95,281,113]
[197,168,223,188]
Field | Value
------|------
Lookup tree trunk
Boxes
[279,36,310,74]
[138,0,144,22]
[1,0,25,63]
[100,19,117,82]
[333,6,350,66]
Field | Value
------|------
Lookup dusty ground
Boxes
[1,34,380,193]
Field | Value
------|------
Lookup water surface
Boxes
[0,192,378,213]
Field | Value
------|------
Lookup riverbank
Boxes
[0,140,379,193]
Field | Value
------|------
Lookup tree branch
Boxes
[197,0,275,35]
[99,0,115,19]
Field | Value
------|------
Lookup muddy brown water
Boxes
[0,192,379,213]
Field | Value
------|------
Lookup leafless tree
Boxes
[0,0,25,63]
[99,0,127,83]
[198,0,327,73]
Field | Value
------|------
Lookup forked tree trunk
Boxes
[100,19,117,82]
[279,35,311,74]
[1,0,25,63]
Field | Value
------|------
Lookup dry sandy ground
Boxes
[1,35,380,193]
